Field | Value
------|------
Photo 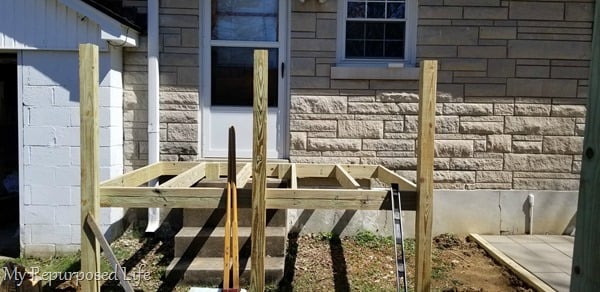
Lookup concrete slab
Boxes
[477,235,573,291]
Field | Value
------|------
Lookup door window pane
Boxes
[211,47,278,107]
[211,0,278,41]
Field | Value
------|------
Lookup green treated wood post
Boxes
[79,43,100,292]
[571,0,600,290]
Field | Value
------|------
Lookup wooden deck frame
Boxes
[80,43,437,291]
[98,161,418,211]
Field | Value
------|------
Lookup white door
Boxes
[201,0,287,158]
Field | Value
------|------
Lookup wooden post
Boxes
[415,60,437,291]
[250,49,268,292]
[571,0,600,290]
[79,43,101,292]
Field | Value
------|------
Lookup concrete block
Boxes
[30,185,71,206]
[290,120,336,131]
[24,166,56,185]
[488,59,515,77]
[551,105,586,117]
[338,121,383,139]
[465,84,506,96]
[449,158,504,170]
[477,171,512,183]
[460,121,503,134]
[514,104,551,116]
[508,40,591,60]
[437,116,460,134]
[54,167,80,186]
[440,58,487,71]
[29,107,71,126]
[291,57,316,76]
[435,140,473,158]
[167,123,197,142]
[24,244,56,258]
[29,146,70,166]
[509,2,564,20]
[160,142,198,155]
[434,171,476,183]
[307,138,361,151]
[418,26,479,45]
[494,104,514,115]
[362,139,414,151]
[512,141,542,153]
[565,2,594,21]
[24,206,56,225]
[507,78,578,98]
[292,12,316,32]
[505,116,575,135]
[316,18,336,38]
[480,27,516,40]
[55,127,80,147]
[31,225,71,245]
[384,121,404,133]
[420,6,463,19]
[458,46,506,58]
[417,46,458,58]
[443,103,493,115]
[550,66,589,79]
[181,28,199,47]
[348,102,400,114]
[516,65,550,78]
[291,76,330,89]
[504,154,572,172]
[22,86,53,106]
[542,136,584,155]
[487,135,512,152]
[464,7,508,19]
[291,95,347,113]
[290,132,307,150]
[361,157,417,170]
[291,38,335,51]
[160,14,198,28]
[177,67,199,86]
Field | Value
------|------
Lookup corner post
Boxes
[250,49,268,292]
[571,0,600,290]
[415,60,437,291]
[79,43,101,292]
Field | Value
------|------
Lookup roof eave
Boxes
[57,0,139,47]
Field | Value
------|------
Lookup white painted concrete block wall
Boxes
[20,47,124,256]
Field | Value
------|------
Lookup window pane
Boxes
[385,41,404,58]
[345,40,365,58]
[366,22,384,39]
[346,22,365,39]
[211,47,278,107]
[387,2,405,19]
[365,41,384,57]
[385,22,405,40]
[211,0,278,41]
[366,2,385,18]
[347,1,366,18]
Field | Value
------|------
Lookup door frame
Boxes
[199,0,290,159]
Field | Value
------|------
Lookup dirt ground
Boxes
[1,229,533,291]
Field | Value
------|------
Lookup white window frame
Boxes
[336,0,417,67]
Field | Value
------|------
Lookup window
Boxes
[338,0,416,65]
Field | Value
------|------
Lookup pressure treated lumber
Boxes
[250,49,268,292]
[571,0,600,289]
[86,214,135,292]
[79,43,100,292]
[160,162,206,187]
[334,165,360,189]
[415,60,438,292]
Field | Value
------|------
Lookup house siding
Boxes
[121,0,590,191]
[288,0,591,190]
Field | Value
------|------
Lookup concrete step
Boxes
[183,208,286,228]
[166,256,285,286]
[174,226,286,258]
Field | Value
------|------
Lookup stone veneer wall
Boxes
[122,0,200,172]
[289,0,592,190]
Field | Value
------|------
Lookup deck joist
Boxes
[99,161,418,211]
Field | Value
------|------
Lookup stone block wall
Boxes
[123,0,199,171]
[289,0,592,190]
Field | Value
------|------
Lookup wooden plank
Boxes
[415,59,438,292]
[79,43,100,292]
[296,164,336,178]
[100,162,163,187]
[571,1,600,290]
[206,163,220,180]
[160,161,198,175]
[236,163,252,189]
[334,165,360,189]
[250,49,268,292]
[340,164,378,180]
[85,214,135,292]
[290,163,298,189]
[376,166,417,192]
[469,234,555,292]
[160,162,206,187]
